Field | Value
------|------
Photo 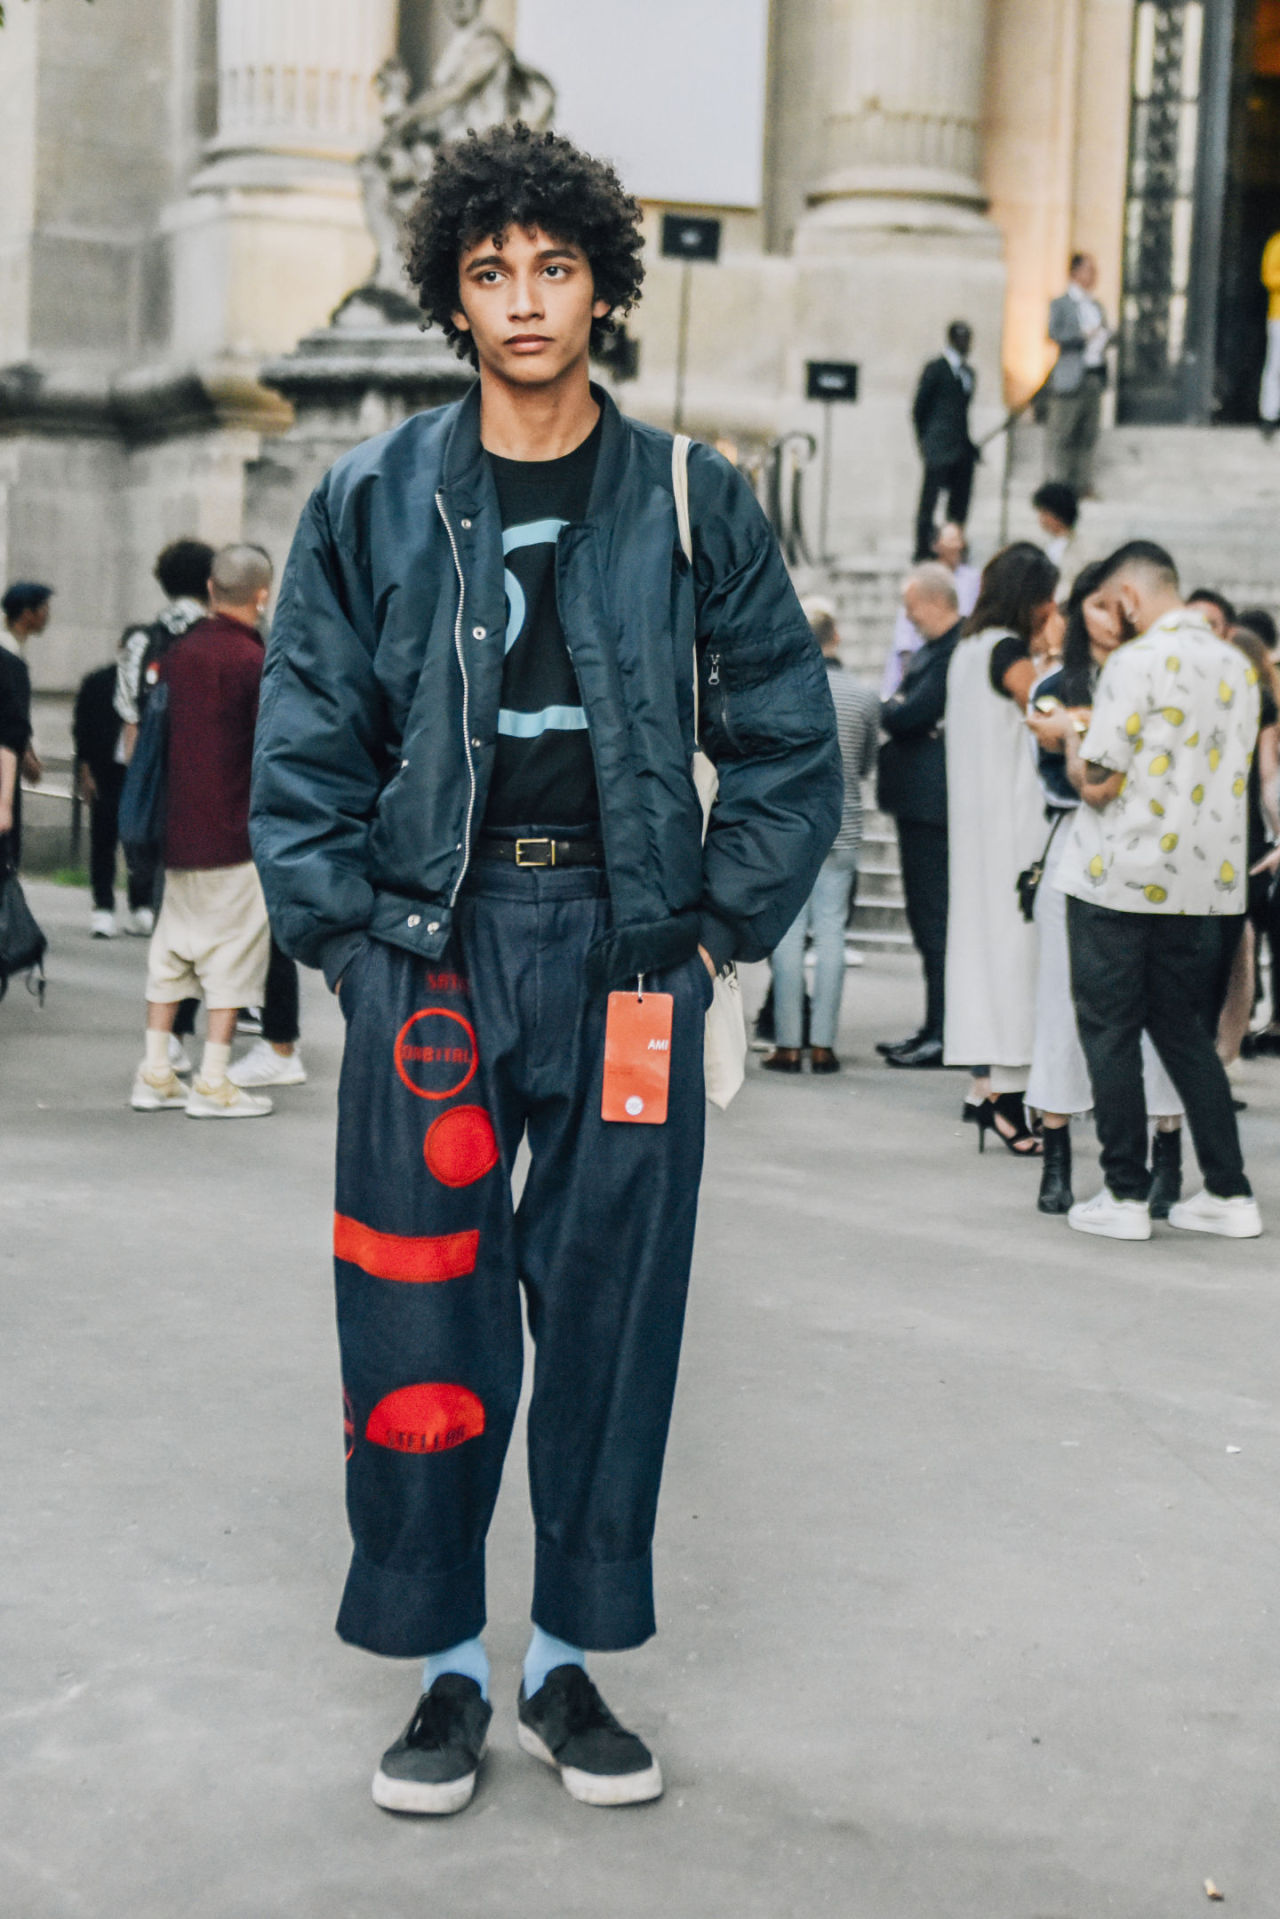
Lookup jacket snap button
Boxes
[461,518,472,529]
[427,921,440,934]
[472,625,486,640]
[471,736,482,748]
[407,914,421,927]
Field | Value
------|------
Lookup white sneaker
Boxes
[90,909,117,939]
[125,906,155,937]
[130,1067,190,1111]
[1168,1189,1263,1239]
[1068,1189,1152,1241]
[186,1077,273,1119]
[228,1039,307,1088]
[167,1035,193,1076]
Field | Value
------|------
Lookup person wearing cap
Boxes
[0,582,52,867]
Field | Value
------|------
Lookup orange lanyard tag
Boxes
[602,987,673,1125]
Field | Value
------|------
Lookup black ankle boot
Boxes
[1148,1127,1182,1220]
[1037,1125,1073,1214]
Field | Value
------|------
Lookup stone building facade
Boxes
[2,0,1278,710]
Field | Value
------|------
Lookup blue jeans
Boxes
[770,854,858,1050]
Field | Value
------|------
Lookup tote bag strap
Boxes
[672,432,696,732]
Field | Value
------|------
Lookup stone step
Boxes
[983,420,1280,604]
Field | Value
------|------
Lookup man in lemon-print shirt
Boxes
[1050,540,1261,1241]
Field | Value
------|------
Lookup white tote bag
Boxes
[672,434,747,1110]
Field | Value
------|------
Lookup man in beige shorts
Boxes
[130,544,275,1118]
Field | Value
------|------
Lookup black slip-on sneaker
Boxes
[372,1673,492,1815]
[517,1665,663,1807]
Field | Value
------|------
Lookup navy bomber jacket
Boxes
[250,384,842,992]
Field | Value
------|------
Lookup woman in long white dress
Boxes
[944,543,1061,1153]
[1024,562,1184,1215]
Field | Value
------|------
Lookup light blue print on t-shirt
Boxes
[499,516,588,737]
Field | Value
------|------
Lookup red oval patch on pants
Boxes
[334,1214,479,1282]
[365,1383,486,1455]
[424,1105,499,1187]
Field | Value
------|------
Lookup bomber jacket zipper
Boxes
[436,489,477,909]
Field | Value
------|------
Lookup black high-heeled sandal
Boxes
[972,1093,1043,1156]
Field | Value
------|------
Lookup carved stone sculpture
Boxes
[352,0,556,318]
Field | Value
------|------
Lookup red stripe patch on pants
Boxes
[333,1214,479,1282]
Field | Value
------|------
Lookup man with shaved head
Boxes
[129,543,276,1119]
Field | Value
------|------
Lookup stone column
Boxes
[789,0,1005,559]
[802,0,992,235]
[167,0,399,367]
[207,0,397,178]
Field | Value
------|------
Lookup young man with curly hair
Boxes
[252,124,840,1814]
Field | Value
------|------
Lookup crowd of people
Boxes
[6,503,1278,1237]
[2,537,307,1111]
[761,517,1277,1243]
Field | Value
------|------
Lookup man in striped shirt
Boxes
[763,597,879,1074]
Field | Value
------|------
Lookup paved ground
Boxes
[4,879,1280,1919]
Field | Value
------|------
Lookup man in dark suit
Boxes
[876,564,964,1066]
[912,322,978,561]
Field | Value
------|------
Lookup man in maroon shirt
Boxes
[130,545,276,1119]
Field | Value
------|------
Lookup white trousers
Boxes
[1025,827,1183,1118]
[1261,318,1280,424]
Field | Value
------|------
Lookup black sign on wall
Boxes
[662,215,723,431]
[805,362,860,561]
[661,214,723,263]
[806,361,860,403]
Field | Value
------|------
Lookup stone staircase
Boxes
[976,418,1280,607]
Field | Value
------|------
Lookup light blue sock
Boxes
[523,1626,585,1699]
[422,1635,489,1702]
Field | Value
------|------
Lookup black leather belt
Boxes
[475,835,605,868]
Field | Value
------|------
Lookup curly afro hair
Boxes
[403,122,645,366]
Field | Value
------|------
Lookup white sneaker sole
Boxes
[186,1099,273,1119]
[371,1749,482,1816]
[228,1066,307,1088]
[130,1089,188,1112]
[517,1721,663,1806]
[1068,1208,1151,1241]
[1167,1205,1263,1240]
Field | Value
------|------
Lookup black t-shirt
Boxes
[482,417,602,832]
[0,645,32,755]
[989,632,1030,698]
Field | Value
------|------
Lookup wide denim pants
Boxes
[332,862,711,1657]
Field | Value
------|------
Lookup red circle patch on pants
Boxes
[365,1383,486,1455]
[393,1008,478,1101]
[424,1105,499,1187]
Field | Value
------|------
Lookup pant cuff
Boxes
[532,1537,655,1651]
[335,1546,486,1658]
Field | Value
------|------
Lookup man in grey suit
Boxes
[1046,253,1111,497]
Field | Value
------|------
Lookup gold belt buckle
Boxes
[515,837,555,867]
